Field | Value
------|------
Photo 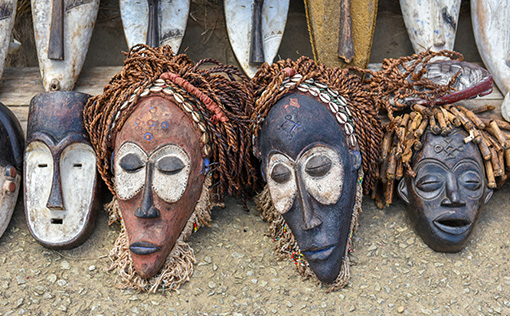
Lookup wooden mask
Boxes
[113,96,204,279]
[398,128,493,252]
[24,91,99,249]
[255,92,362,283]
[0,102,24,239]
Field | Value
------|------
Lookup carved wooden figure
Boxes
[24,91,99,249]
[471,0,510,122]
[225,0,289,78]
[398,128,493,252]
[400,0,461,53]
[120,0,190,50]
[32,0,99,91]
[0,0,17,82]
[0,103,24,239]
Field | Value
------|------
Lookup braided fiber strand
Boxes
[250,57,382,194]
[83,44,257,203]
[352,50,463,121]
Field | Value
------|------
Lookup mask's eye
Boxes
[305,155,332,177]
[156,156,185,175]
[119,153,145,172]
[459,171,482,191]
[416,175,443,192]
[271,163,292,184]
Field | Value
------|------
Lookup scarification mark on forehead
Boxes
[433,136,465,160]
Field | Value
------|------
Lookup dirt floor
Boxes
[1,0,509,315]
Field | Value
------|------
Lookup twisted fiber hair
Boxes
[83,44,257,202]
[374,104,510,208]
[352,50,463,121]
[250,56,382,193]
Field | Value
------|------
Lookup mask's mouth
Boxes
[130,241,160,255]
[433,214,472,235]
[302,244,336,261]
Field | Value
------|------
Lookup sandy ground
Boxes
[2,0,509,315]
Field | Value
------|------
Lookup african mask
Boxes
[113,96,205,278]
[398,128,493,252]
[24,91,99,249]
[0,102,24,239]
[83,45,256,292]
[255,92,362,284]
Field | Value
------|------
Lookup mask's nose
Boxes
[134,164,160,219]
[441,173,466,207]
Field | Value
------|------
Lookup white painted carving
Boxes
[472,0,510,121]
[115,142,191,203]
[225,0,289,78]
[299,146,343,205]
[120,0,190,52]
[25,142,97,244]
[266,153,297,214]
[115,142,147,200]
[267,146,344,214]
[0,166,21,238]
[150,144,190,203]
[32,0,99,91]
[400,0,460,53]
[0,0,16,82]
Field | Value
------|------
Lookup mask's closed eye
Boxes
[119,153,145,172]
[271,163,291,184]
[156,156,185,175]
[305,155,332,177]
[416,175,443,192]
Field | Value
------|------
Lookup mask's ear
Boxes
[350,150,362,170]
[397,178,410,204]
[484,187,493,205]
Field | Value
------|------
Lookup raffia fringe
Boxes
[106,176,222,293]
[256,170,364,292]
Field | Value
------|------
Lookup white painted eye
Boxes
[60,143,97,218]
[266,153,297,214]
[298,146,343,205]
[25,141,54,223]
[115,142,147,200]
[151,144,191,203]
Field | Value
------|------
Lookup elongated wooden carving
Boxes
[120,0,190,50]
[0,0,17,81]
[400,0,461,53]
[225,0,289,78]
[32,0,99,91]
[472,0,510,121]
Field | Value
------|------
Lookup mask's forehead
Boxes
[417,128,482,169]
[257,93,348,160]
[27,92,90,144]
[115,96,201,158]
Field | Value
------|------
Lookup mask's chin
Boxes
[304,242,344,284]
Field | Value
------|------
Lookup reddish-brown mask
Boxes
[114,96,205,278]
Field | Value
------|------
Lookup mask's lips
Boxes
[302,244,336,261]
[130,241,160,255]
[433,214,472,235]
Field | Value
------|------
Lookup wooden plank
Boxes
[0,66,121,107]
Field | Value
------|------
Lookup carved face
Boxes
[114,96,204,279]
[256,93,361,283]
[398,129,493,252]
[0,103,24,239]
[24,92,98,249]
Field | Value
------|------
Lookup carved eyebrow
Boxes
[119,153,145,172]
[156,156,185,175]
